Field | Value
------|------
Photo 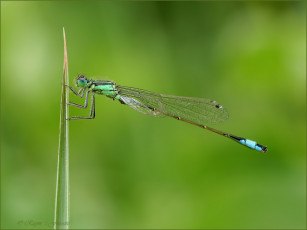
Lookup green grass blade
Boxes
[54,27,70,230]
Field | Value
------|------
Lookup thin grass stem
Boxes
[54,27,70,230]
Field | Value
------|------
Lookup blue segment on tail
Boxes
[239,139,263,152]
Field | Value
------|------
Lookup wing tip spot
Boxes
[215,104,222,109]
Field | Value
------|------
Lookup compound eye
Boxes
[76,75,88,87]
[78,75,87,81]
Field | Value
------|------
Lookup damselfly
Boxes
[67,75,267,153]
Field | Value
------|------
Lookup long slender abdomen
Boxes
[161,111,268,153]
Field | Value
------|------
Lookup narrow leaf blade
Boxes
[54,27,70,230]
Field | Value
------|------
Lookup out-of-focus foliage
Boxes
[1,1,305,229]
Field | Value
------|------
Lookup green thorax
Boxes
[90,80,119,98]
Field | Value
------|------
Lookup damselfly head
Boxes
[76,75,88,87]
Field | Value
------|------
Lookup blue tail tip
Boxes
[240,139,268,153]
[258,144,267,153]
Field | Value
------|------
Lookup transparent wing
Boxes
[120,96,165,117]
[117,86,229,124]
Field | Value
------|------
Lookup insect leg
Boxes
[68,89,91,109]
[68,93,96,120]
[66,85,86,98]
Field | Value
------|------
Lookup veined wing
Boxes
[117,85,229,125]
[120,95,164,117]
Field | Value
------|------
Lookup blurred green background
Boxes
[1,1,306,229]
